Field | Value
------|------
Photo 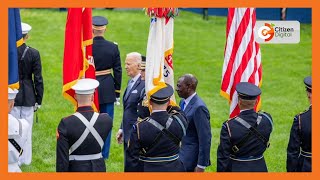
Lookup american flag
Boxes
[220,8,262,118]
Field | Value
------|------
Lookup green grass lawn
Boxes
[18,8,311,172]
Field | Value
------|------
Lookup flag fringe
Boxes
[145,8,179,18]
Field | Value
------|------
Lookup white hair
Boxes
[126,52,142,64]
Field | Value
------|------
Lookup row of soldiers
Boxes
[8,15,311,172]
[55,74,311,172]
[8,74,311,172]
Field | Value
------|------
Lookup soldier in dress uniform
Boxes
[217,82,273,172]
[125,84,188,172]
[10,22,44,166]
[137,55,150,120]
[287,76,312,172]
[92,16,122,159]
[8,88,30,172]
[56,79,113,172]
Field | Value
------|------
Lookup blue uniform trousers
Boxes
[100,103,114,159]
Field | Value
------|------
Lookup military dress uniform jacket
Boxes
[179,94,212,171]
[137,87,150,119]
[121,77,145,144]
[125,111,188,172]
[15,43,44,106]
[8,114,29,172]
[56,106,113,172]
[93,36,122,104]
[217,110,273,172]
[287,105,312,172]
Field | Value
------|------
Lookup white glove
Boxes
[34,103,41,112]
[116,129,123,144]
[115,97,121,106]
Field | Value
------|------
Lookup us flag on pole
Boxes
[220,8,262,118]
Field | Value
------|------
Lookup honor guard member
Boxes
[10,22,44,165]
[8,88,30,172]
[92,16,122,159]
[56,79,113,172]
[287,76,312,172]
[217,82,273,172]
[137,56,182,119]
[137,55,150,119]
[125,84,188,172]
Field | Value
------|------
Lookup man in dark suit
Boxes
[217,82,273,172]
[125,84,188,172]
[56,79,113,172]
[92,16,122,159]
[287,76,312,172]
[176,74,211,172]
[116,52,144,160]
[10,22,44,165]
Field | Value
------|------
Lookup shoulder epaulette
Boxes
[299,108,309,116]
[113,41,118,45]
[137,117,149,123]
[63,114,74,120]
[169,110,180,115]
[258,111,273,129]
[226,117,234,122]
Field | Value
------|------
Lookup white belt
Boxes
[69,152,102,161]
[230,155,264,162]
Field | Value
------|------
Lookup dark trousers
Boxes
[100,103,114,159]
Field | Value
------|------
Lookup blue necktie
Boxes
[180,100,186,111]
[124,79,134,99]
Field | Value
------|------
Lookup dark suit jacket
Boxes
[121,76,145,143]
[15,43,44,106]
[93,36,122,104]
[179,94,212,171]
